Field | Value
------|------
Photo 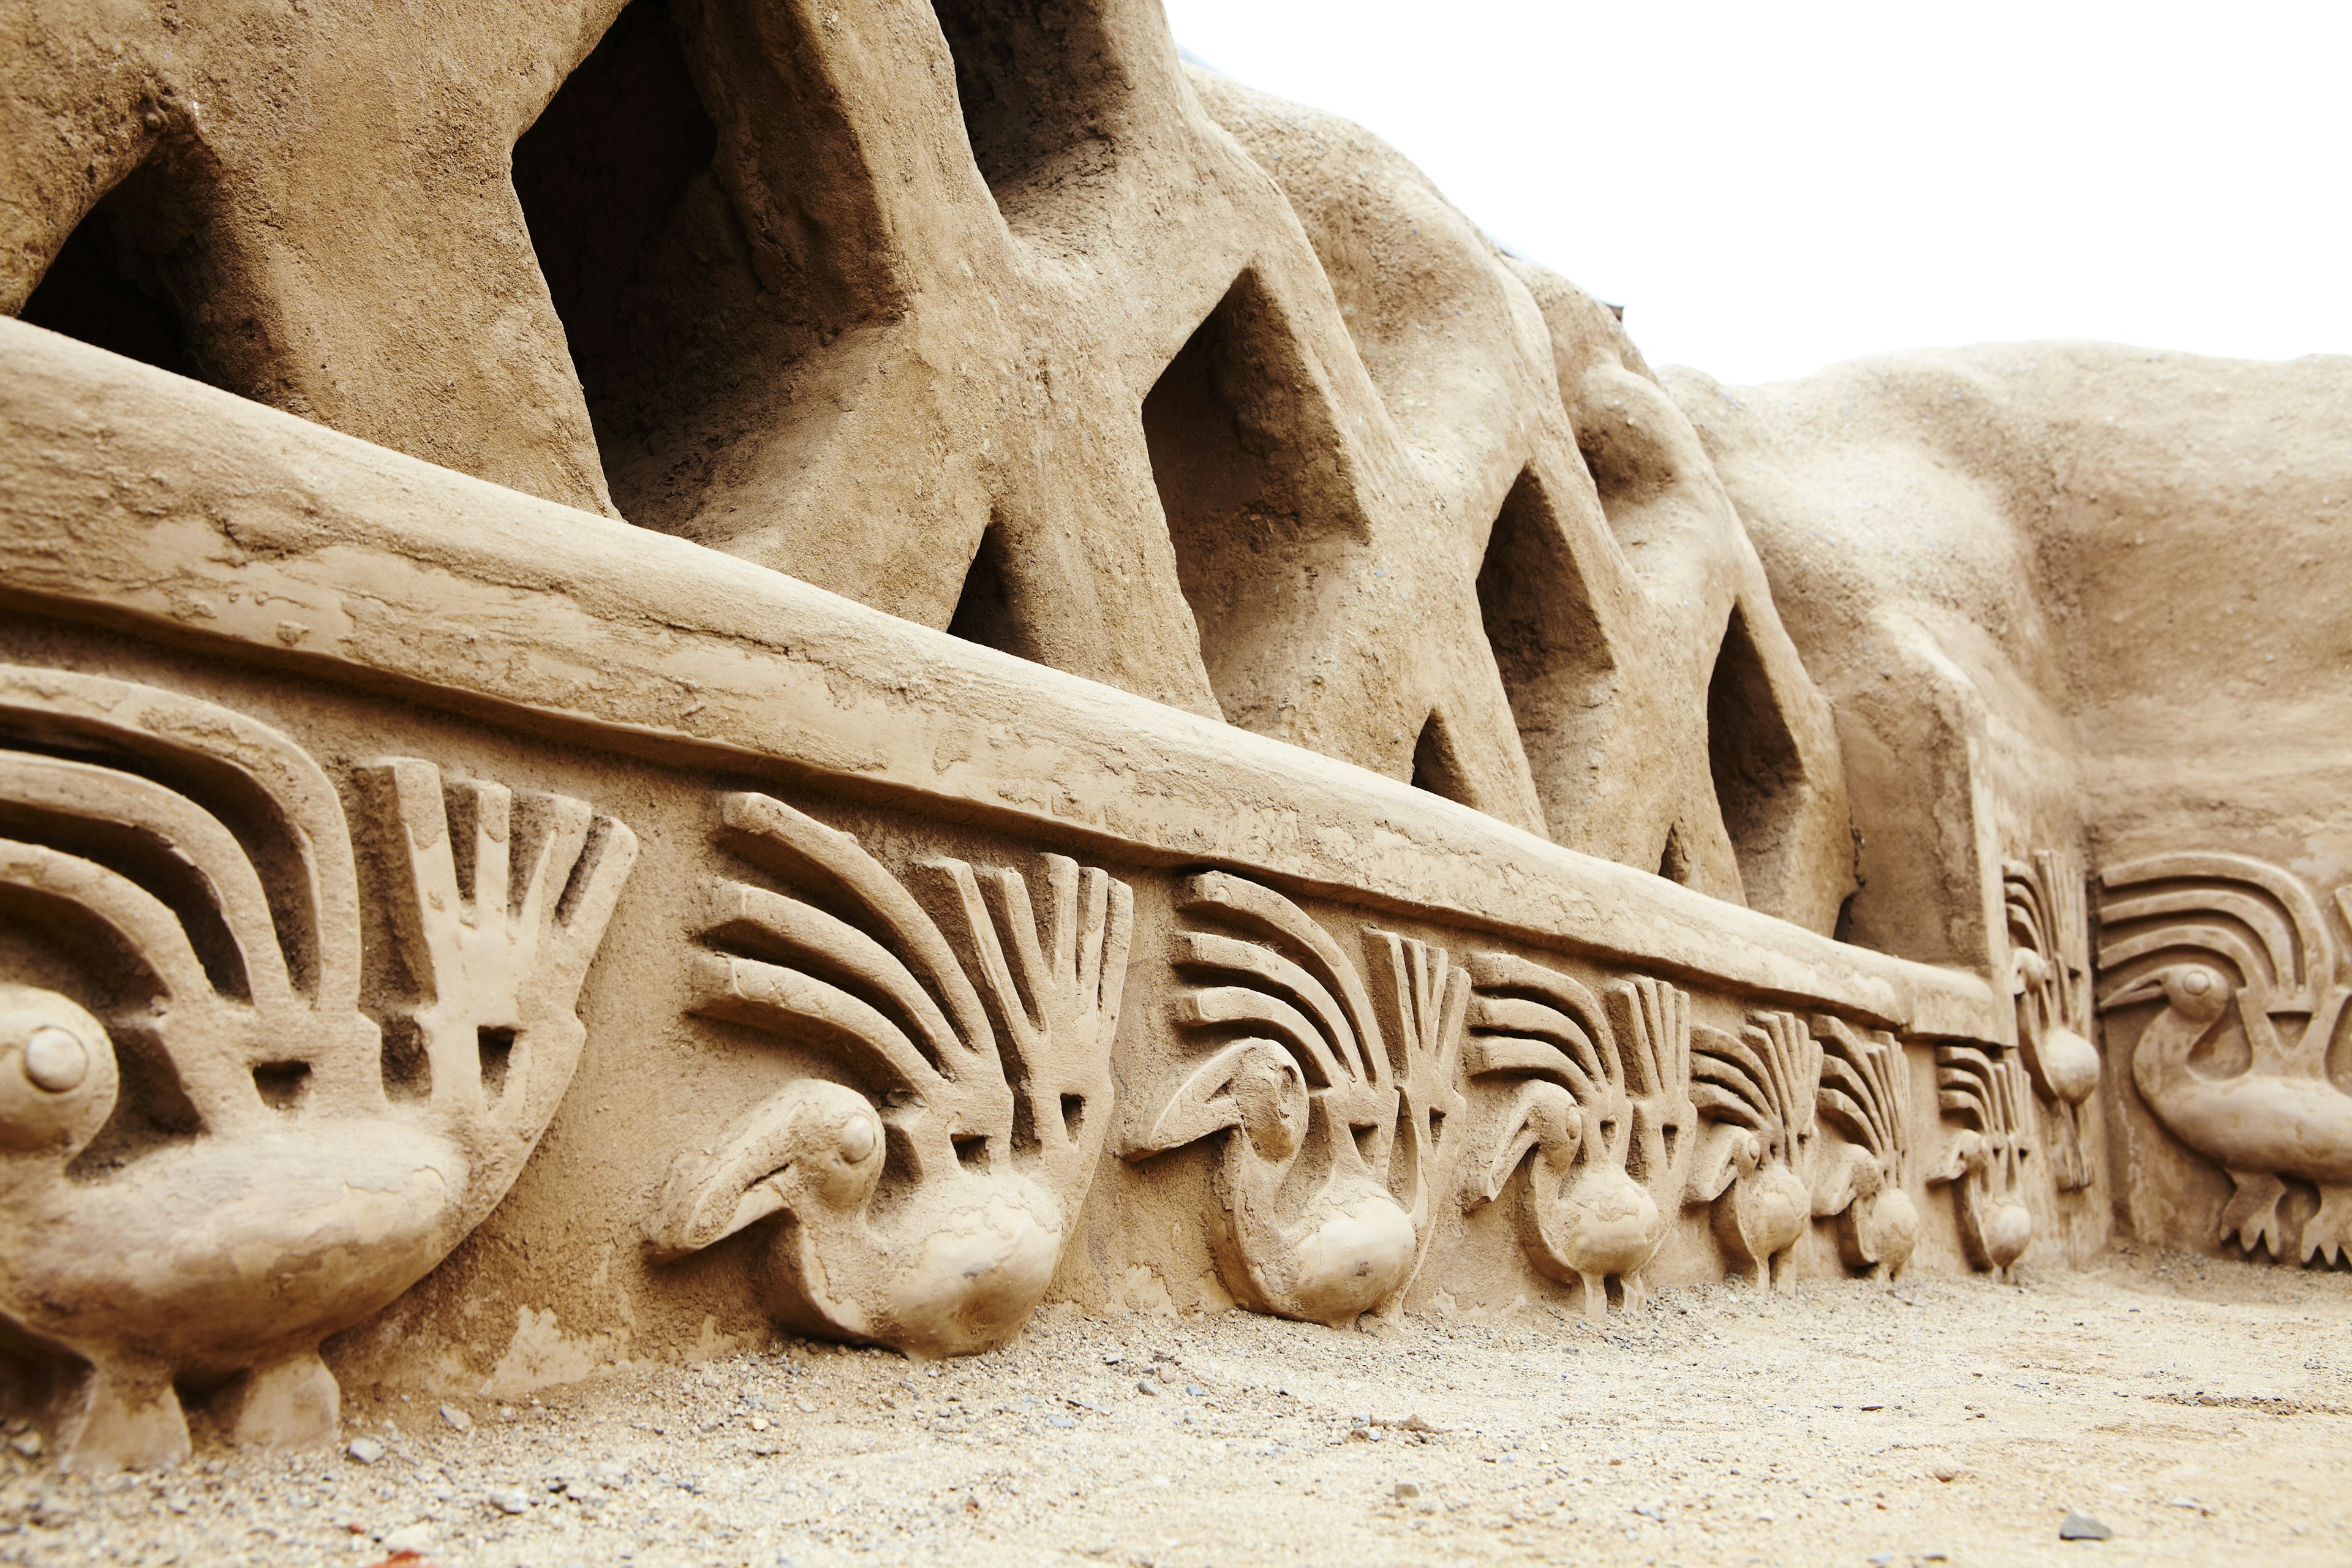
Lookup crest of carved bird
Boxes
[649,793,1132,1358]
[2098,853,2352,1264]
[0,668,635,1473]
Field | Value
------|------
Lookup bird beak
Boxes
[2099,972,2165,1011]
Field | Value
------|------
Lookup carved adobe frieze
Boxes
[1809,1019,1918,1279]
[1930,1045,2036,1279]
[2004,851,2100,1190]
[1460,959,1695,1319]
[0,666,636,1472]
[649,793,1133,1357]
[1117,873,1466,1327]
[2097,852,2352,1265]
[1689,1012,1823,1291]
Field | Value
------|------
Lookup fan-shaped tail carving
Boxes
[1464,955,1672,1320]
[0,668,633,1473]
[1691,1011,1821,1290]
[1811,1019,1918,1278]
[1930,1045,2035,1279]
[1119,872,1461,1326]
[2005,851,2099,1189]
[655,792,1129,1358]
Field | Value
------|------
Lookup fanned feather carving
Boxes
[1929,1045,2036,1279]
[1691,1011,1822,1289]
[1809,1019,1918,1278]
[0,666,635,1472]
[1117,872,1464,1326]
[1461,957,1692,1318]
[651,792,1131,1357]
[2005,851,2100,1189]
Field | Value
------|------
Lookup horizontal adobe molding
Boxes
[0,322,2001,1041]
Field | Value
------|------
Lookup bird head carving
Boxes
[649,1079,886,1261]
[1231,1046,1310,1166]
[2101,963,2233,1027]
[0,986,117,1160]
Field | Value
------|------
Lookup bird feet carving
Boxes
[2219,1169,2289,1259]
[211,1351,342,1451]
[57,1357,189,1476]
[2297,1183,2352,1267]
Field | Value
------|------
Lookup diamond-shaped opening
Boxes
[1705,606,1804,904]
[929,0,1128,220]
[1141,270,1371,727]
[1657,824,1695,887]
[511,0,714,437]
[1474,467,1615,835]
[511,0,894,533]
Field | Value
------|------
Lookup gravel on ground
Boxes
[2,1242,2345,1567]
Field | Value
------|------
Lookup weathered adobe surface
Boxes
[0,0,2346,1492]
[1670,347,2352,1258]
[1,0,1852,930]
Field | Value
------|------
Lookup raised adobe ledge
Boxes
[0,322,2002,1041]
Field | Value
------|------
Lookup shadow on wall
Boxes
[1707,606,1806,910]
[1140,270,1371,731]
[1474,467,1615,827]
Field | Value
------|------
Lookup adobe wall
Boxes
[0,0,2342,1478]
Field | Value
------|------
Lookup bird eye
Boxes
[21,1027,89,1093]
[838,1116,877,1163]
[2180,970,2212,997]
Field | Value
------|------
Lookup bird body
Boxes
[2136,1062,2352,1188]
[1538,1164,1663,1289]
[1,1116,469,1378]
[1711,1136,1811,1281]
[2099,853,2352,1264]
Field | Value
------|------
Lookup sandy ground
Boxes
[3,1242,2347,1567]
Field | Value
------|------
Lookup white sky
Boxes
[1162,0,2352,385]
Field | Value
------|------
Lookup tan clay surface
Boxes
[0,0,2345,1547]
[1,1245,2345,1566]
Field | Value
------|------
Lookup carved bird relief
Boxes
[2097,853,2352,1264]
[1691,1012,1822,1289]
[650,793,1133,1357]
[1460,959,1694,1319]
[1810,1019,1919,1279]
[0,667,636,1472]
[2005,851,2100,1189]
[1117,873,1466,1327]
[1929,1046,2035,1278]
